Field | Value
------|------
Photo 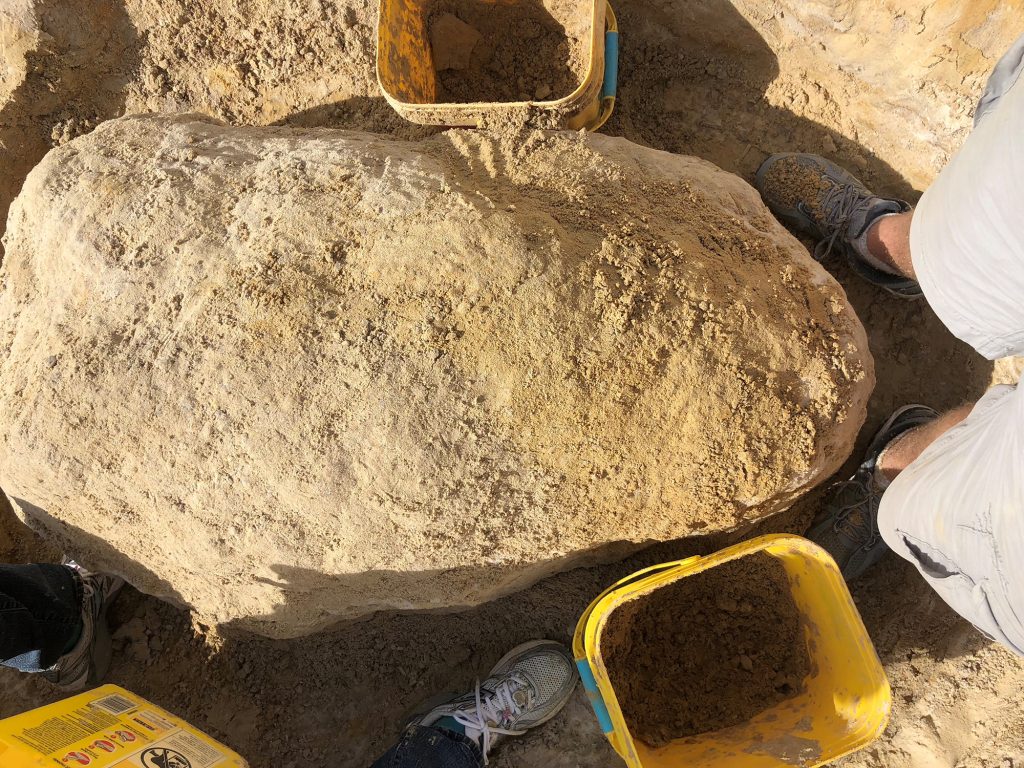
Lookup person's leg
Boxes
[756,34,1024,321]
[805,404,939,581]
[877,383,1024,655]
[875,401,972,481]
[907,33,1024,361]
[859,34,1024,654]
[370,726,483,768]
[0,563,83,671]
[753,152,919,298]
[864,209,914,280]
[0,561,123,689]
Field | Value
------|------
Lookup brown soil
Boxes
[602,554,809,746]
[427,0,584,103]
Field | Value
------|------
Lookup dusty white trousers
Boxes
[878,34,1024,655]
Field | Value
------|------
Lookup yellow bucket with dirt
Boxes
[573,534,891,768]
[376,0,618,130]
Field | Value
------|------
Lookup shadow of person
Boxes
[602,0,917,197]
[0,0,140,262]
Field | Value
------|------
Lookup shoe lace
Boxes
[808,182,874,261]
[830,472,883,550]
[452,675,531,764]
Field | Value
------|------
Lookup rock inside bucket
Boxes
[430,13,482,71]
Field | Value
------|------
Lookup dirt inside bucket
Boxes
[426,0,586,103]
[601,553,811,747]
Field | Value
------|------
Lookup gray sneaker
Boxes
[807,404,938,581]
[410,640,578,759]
[42,562,124,691]
[755,152,920,299]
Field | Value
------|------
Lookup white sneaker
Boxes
[409,640,578,762]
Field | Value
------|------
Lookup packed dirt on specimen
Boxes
[0,112,869,636]
[2,0,1024,767]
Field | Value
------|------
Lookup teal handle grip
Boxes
[577,659,615,733]
[602,30,619,99]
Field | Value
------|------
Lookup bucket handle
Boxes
[602,28,619,100]
[577,659,616,734]
[585,1,619,131]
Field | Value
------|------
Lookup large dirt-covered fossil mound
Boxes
[0,115,872,638]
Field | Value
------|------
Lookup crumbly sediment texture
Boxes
[0,114,871,638]
[601,554,811,746]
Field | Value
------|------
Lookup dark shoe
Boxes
[807,404,938,580]
[408,640,578,760]
[42,562,124,690]
[755,152,921,299]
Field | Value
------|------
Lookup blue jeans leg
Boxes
[0,563,83,672]
[370,726,484,768]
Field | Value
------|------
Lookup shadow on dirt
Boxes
[276,95,441,140]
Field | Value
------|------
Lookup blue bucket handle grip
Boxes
[602,30,619,100]
[577,659,615,733]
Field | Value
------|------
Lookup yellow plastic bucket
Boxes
[573,534,891,768]
[376,0,618,130]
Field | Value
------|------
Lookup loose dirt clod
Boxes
[427,0,585,103]
[602,554,811,747]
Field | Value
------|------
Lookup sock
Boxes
[435,716,483,746]
[434,716,467,735]
[872,427,916,489]
[851,211,904,276]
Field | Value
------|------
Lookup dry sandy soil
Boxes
[3,0,1024,767]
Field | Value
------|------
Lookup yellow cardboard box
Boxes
[0,685,248,768]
